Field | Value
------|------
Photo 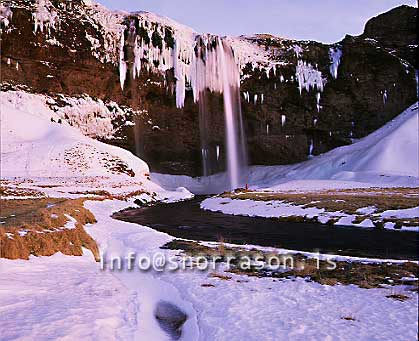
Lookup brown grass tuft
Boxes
[0,198,99,261]
[209,272,232,280]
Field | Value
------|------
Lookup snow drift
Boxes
[0,91,149,179]
[248,103,419,188]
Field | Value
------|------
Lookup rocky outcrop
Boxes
[1,1,416,176]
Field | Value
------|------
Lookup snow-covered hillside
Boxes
[0,91,147,178]
[0,90,193,203]
[247,103,419,189]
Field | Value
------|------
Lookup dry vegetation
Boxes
[222,187,418,213]
[0,198,99,261]
[386,293,410,302]
[0,185,45,198]
[221,187,419,227]
[162,240,419,290]
[0,180,159,262]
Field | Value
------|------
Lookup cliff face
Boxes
[1,1,417,176]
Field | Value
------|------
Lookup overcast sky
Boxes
[98,0,417,43]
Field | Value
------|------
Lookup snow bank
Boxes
[0,252,138,340]
[0,90,148,178]
[84,199,200,340]
[201,197,419,232]
[202,197,325,219]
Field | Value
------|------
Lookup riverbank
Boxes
[201,187,419,232]
[114,196,418,260]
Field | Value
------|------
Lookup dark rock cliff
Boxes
[1,1,417,176]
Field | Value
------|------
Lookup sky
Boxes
[97,0,417,43]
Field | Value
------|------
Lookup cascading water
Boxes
[218,40,245,189]
[192,36,247,190]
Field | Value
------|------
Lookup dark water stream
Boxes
[113,197,418,260]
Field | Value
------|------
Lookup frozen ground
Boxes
[1,199,418,340]
[201,197,419,232]
[0,251,138,340]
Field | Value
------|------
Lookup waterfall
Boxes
[193,37,247,190]
[219,40,241,189]
[119,21,247,189]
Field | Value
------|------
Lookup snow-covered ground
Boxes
[1,199,418,340]
[201,197,419,232]
[0,251,139,340]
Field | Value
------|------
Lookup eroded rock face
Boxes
[1,1,416,176]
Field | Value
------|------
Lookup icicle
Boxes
[216,145,220,161]
[293,45,303,58]
[329,47,342,79]
[308,139,314,157]
[7,58,10,65]
[174,40,186,108]
[281,115,286,127]
[15,61,19,70]
[266,124,269,135]
[279,75,284,83]
[313,118,317,126]
[254,94,258,105]
[32,0,59,34]
[119,31,127,91]
[132,36,141,80]
[296,60,324,95]
[316,92,321,112]
[383,90,388,104]
[261,93,264,104]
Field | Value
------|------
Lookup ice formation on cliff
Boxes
[296,61,324,94]
[329,47,342,79]
[33,0,59,34]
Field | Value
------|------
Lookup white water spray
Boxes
[218,40,243,189]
